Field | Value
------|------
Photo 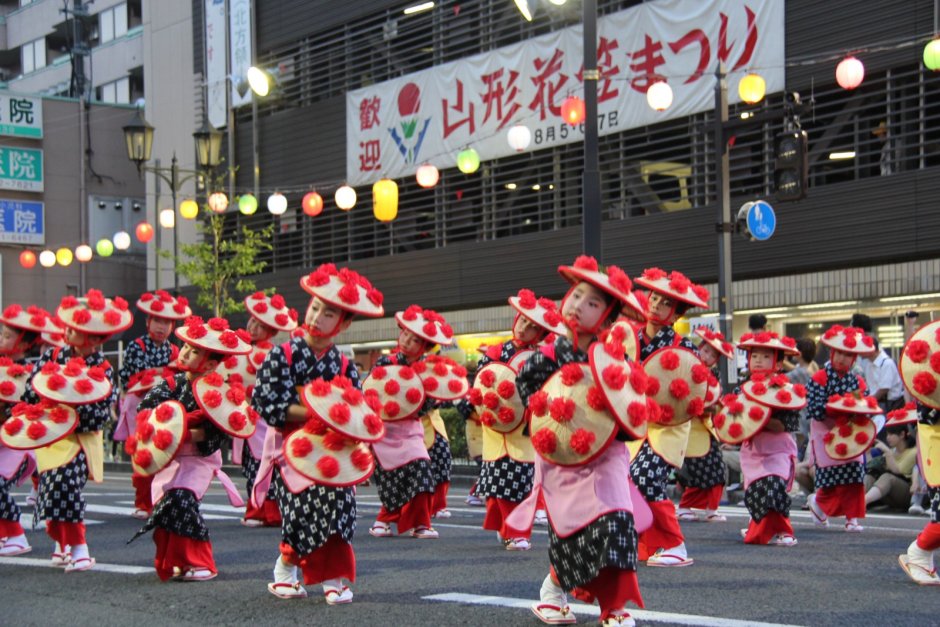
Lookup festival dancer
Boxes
[115,290,190,520]
[0,304,58,556]
[805,325,874,533]
[128,316,251,581]
[227,291,298,527]
[23,289,131,571]
[515,255,647,627]
[251,264,384,603]
[461,289,566,551]
[369,305,456,539]
[630,267,709,567]
[677,327,735,523]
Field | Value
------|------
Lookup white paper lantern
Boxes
[267,192,288,215]
[646,81,673,111]
[416,164,440,188]
[836,56,865,90]
[75,244,93,263]
[335,185,356,211]
[39,250,56,268]
[159,208,175,228]
[113,230,131,250]
[507,125,532,152]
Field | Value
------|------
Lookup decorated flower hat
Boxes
[823,414,877,460]
[56,289,134,336]
[413,354,469,401]
[126,401,187,477]
[507,348,536,372]
[588,340,650,439]
[136,290,192,321]
[508,289,567,337]
[703,371,722,409]
[694,326,735,360]
[41,317,67,348]
[899,320,940,409]
[712,393,771,444]
[642,347,710,426]
[0,358,31,403]
[528,362,619,466]
[284,417,376,487]
[885,401,919,427]
[605,320,641,363]
[214,342,273,392]
[126,366,177,396]
[826,392,882,416]
[299,263,385,318]
[31,357,112,406]
[741,372,808,411]
[0,400,78,450]
[362,364,426,422]
[634,267,710,310]
[395,305,454,346]
[192,372,260,438]
[737,331,800,357]
[0,304,60,336]
[466,362,525,434]
[300,376,385,443]
[819,325,874,355]
[244,291,299,332]
[174,316,252,356]
[557,256,638,316]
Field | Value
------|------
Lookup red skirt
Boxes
[743,511,793,544]
[815,483,865,519]
[483,497,529,539]
[152,528,216,581]
[377,491,432,533]
[280,535,355,585]
[637,500,684,560]
[678,484,722,510]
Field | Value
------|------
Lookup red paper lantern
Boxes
[302,192,324,217]
[561,96,585,125]
[19,250,36,268]
[136,222,154,243]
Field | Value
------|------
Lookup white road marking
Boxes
[20,514,103,528]
[423,592,807,627]
[0,556,152,574]
[92,503,238,521]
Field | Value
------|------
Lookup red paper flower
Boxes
[691,363,710,384]
[303,416,329,436]
[291,437,313,458]
[602,364,627,390]
[573,255,599,271]
[384,400,400,418]
[423,377,439,392]
[517,289,537,309]
[155,405,175,423]
[497,407,516,424]
[645,376,661,397]
[930,352,940,375]
[72,309,92,325]
[448,379,464,394]
[323,430,347,451]
[483,392,499,410]
[569,428,596,455]
[811,370,829,387]
[370,366,387,380]
[46,374,67,391]
[532,428,558,455]
[913,372,937,396]
[529,391,549,417]
[775,389,793,404]
[749,406,765,421]
[834,442,849,456]
[49,407,70,424]
[642,267,666,281]
[364,413,383,435]
[317,456,340,478]
[405,387,422,404]
[687,397,705,417]
[226,386,246,405]
[309,380,332,397]
[478,369,496,388]
[669,379,690,400]
[480,411,495,427]
[341,388,363,405]
[203,372,224,387]
[660,351,680,371]
[497,380,516,400]
[0,381,16,397]
[351,448,373,471]
[208,318,228,331]
[560,363,584,386]
[728,422,743,439]
[627,401,647,426]
[134,449,154,468]
[329,403,351,424]
[384,379,401,396]
[153,429,174,450]
[74,379,94,395]
[549,397,575,422]
[586,386,608,411]
[629,367,648,394]
[3,417,23,435]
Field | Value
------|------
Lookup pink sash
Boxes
[371,418,430,471]
[809,419,862,468]
[740,430,797,490]
[0,445,35,482]
[251,424,314,508]
[151,444,244,507]
[113,392,142,442]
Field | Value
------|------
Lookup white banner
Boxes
[205,0,228,128]
[347,0,784,186]
[229,0,253,108]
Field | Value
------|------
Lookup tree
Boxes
[165,207,274,317]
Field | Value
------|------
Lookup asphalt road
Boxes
[0,470,935,627]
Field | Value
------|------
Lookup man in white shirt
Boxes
[858,341,905,414]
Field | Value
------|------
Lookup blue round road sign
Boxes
[746,200,776,241]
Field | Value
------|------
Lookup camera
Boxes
[905,311,919,319]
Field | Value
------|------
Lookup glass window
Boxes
[100,3,127,43]
[98,77,130,104]
[21,38,46,74]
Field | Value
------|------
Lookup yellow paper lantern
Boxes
[335,185,357,211]
[456,148,480,174]
[738,73,766,104]
[208,192,229,213]
[179,199,199,219]
[373,178,399,222]
[56,247,74,266]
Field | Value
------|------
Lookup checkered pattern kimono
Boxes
[917,404,940,523]
[0,357,32,525]
[23,347,116,523]
[118,335,176,388]
[251,338,359,555]
[680,366,726,491]
[806,363,865,488]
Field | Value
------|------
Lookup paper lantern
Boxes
[179,199,199,219]
[373,178,398,222]
[836,56,865,90]
[208,192,229,213]
[456,148,480,174]
[39,250,56,268]
[507,124,532,151]
[416,164,439,188]
[75,245,93,263]
[96,239,114,257]
[925,39,940,71]
[302,192,323,217]
[738,73,766,104]
[335,185,356,211]
[646,81,673,111]
[159,209,175,229]
[113,231,131,250]
[239,194,258,215]
[135,221,154,243]
[19,250,36,268]
[267,193,288,215]
[56,247,74,266]
[560,96,585,125]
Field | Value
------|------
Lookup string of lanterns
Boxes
[20,34,939,270]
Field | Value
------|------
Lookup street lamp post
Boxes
[123,111,223,292]
[714,64,735,388]
[581,0,601,260]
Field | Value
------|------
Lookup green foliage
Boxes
[439,406,468,459]
[163,208,274,317]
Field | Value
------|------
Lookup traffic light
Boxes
[774,130,808,201]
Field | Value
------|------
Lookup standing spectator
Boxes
[859,340,905,413]
[787,338,818,455]
[872,121,896,176]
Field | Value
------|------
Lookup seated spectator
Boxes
[864,424,917,509]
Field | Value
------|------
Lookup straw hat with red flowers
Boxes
[712,393,771,444]
[508,289,567,337]
[694,326,735,360]
[819,325,874,355]
[588,340,650,440]
[642,347,710,426]
[634,267,710,310]
[741,371,808,411]
[557,256,639,317]
[0,358,31,402]
[299,263,385,318]
[56,289,134,336]
[362,364,426,422]
[0,400,78,450]
[136,290,192,321]
[0,304,60,337]
[899,320,940,410]
[283,416,376,487]
[466,362,525,434]
[885,401,919,427]
[412,354,469,401]
[738,331,800,357]
[244,291,299,332]
[823,393,881,459]
[174,316,252,356]
[395,305,454,346]
[300,376,385,443]
[192,372,260,439]
[31,357,112,405]
[127,400,187,477]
